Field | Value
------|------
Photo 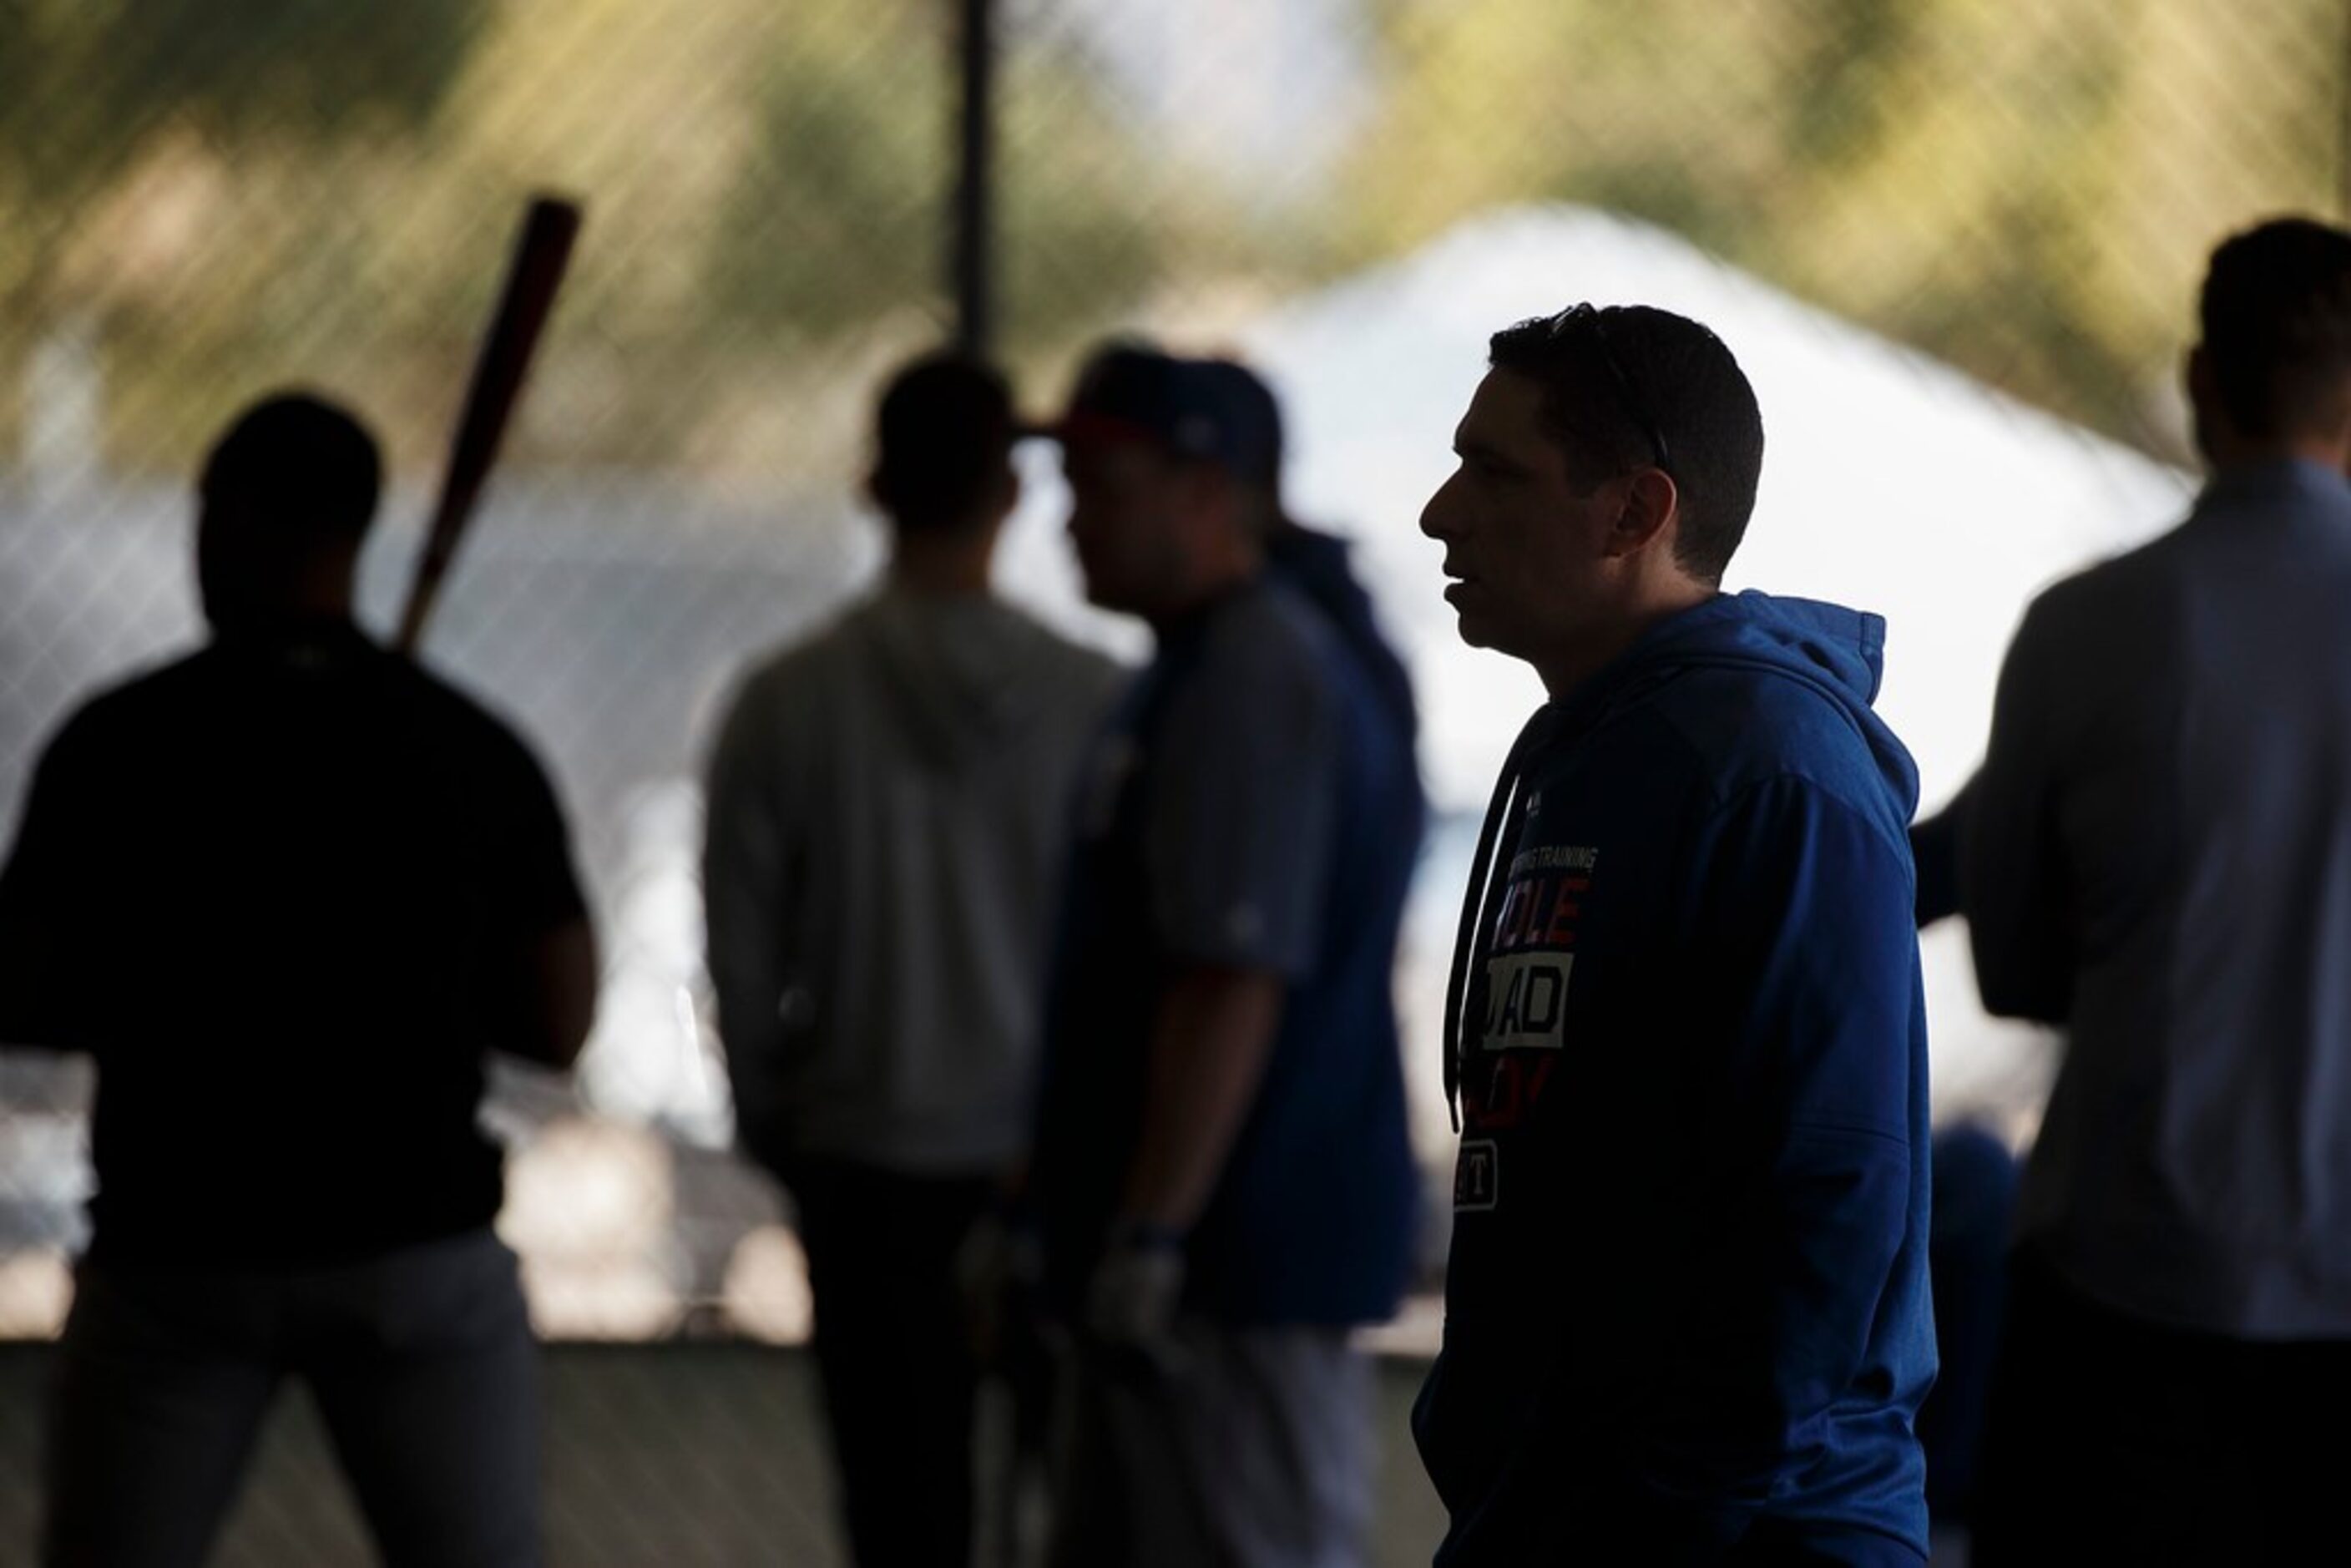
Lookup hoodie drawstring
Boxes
[1443,714,1547,1132]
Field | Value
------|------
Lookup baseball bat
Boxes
[394,194,584,654]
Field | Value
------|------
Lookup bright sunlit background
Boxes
[0,0,2337,1357]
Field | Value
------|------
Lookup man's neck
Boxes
[2208,431,2351,475]
[208,567,358,637]
[1533,583,1717,701]
[889,526,995,596]
[210,605,356,641]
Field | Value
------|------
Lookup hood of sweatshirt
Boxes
[859,586,1100,773]
[1266,522,1419,733]
[1568,589,1917,818]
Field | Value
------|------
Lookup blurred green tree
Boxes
[1338,0,2343,459]
[3,0,2343,479]
[0,0,1186,482]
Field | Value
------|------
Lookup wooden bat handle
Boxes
[396,195,584,654]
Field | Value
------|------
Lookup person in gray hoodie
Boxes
[702,352,1123,1568]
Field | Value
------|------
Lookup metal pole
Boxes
[953,0,997,357]
[2340,0,2351,221]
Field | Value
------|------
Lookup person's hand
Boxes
[1084,1221,1186,1346]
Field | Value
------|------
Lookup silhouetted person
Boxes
[0,392,596,1565]
[1960,216,2351,1565]
[1412,305,1934,1563]
[1025,345,1423,1565]
[702,352,1120,1568]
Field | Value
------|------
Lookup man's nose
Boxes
[1420,473,1462,539]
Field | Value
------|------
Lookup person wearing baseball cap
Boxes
[1023,341,1424,1565]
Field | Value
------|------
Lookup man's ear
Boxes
[1173,459,1236,529]
[1600,468,1679,560]
[2184,343,2247,464]
[2185,344,2216,422]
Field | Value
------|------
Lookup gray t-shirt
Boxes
[1133,589,1342,976]
[1036,571,1427,1323]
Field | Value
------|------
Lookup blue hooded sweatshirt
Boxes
[1413,591,1934,1565]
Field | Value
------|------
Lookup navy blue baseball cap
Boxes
[1041,341,1283,487]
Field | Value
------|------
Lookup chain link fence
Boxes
[2,0,2346,1362]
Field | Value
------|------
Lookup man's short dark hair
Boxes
[1488,306,1765,585]
[2199,216,2351,442]
[200,392,382,544]
[872,352,1016,532]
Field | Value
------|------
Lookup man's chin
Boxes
[1449,607,1497,651]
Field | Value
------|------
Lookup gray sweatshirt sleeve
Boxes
[1962,595,2074,1024]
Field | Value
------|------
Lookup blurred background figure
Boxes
[0,392,597,1566]
[1026,343,1423,1567]
[702,352,1120,1568]
[1956,216,2351,1566]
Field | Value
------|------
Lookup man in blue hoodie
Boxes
[1413,305,1934,1563]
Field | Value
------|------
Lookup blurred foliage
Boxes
[0,0,1182,484]
[0,0,2343,483]
[1338,0,2343,458]
[1,0,475,206]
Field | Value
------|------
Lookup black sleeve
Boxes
[0,711,105,1050]
[1909,772,1975,928]
[486,727,589,937]
[1964,599,2074,1022]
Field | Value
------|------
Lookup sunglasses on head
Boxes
[1548,302,1673,477]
